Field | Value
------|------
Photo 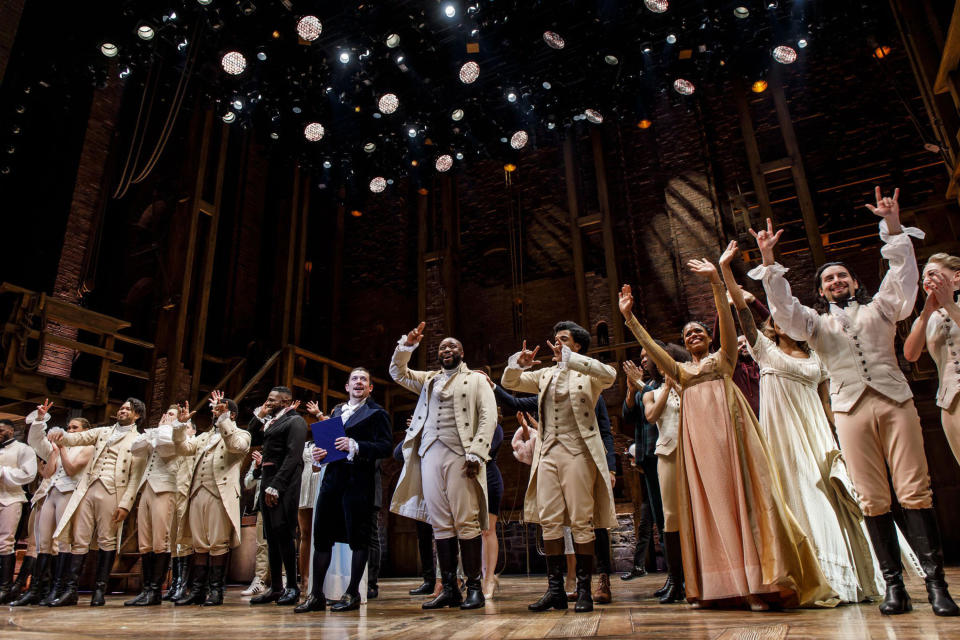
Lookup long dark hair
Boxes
[812,261,873,314]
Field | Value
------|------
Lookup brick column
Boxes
[0,0,26,85]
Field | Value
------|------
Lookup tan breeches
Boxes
[172,492,192,557]
[834,390,932,517]
[940,401,960,470]
[421,442,481,540]
[71,480,120,554]
[26,505,37,556]
[188,487,232,556]
[0,502,22,554]
[537,444,598,544]
[137,485,176,553]
[657,449,679,533]
[255,511,269,581]
[37,488,74,554]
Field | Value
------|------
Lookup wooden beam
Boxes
[416,188,429,369]
[933,0,960,94]
[440,174,459,337]
[562,136,590,329]
[590,129,626,363]
[189,122,231,402]
[733,78,776,225]
[280,165,302,347]
[293,175,311,344]
[329,188,346,357]
[771,70,827,266]
[236,350,282,403]
[195,357,246,409]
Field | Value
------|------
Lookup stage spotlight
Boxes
[733,6,749,18]
[297,16,322,41]
[504,163,516,173]
[874,46,891,59]
[643,46,652,53]
[270,132,279,140]
[673,78,695,95]
[364,142,376,153]
[339,51,351,64]
[638,119,652,129]
[752,79,768,93]
[197,0,212,4]
[221,51,247,75]
[256,50,267,61]
[456,152,464,160]
[378,93,399,114]
[542,81,552,90]
[585,109,603,124]
[386,33,400,48]
[351,210,362,217]
[239,1,256,16]
[304,122,325,141]
[459,61,479,83]
[444,4,456,18]
[451,108,464,121]
[370,177,387,193]
[323,160,332,168]
[232,98,244,110]
[666,34,677,44]
[644,0,668,13]
[137,24,155,41]
[118,67,131,79]
[100,43,118,57]
[222,111,236,123]
[543,31,565,50]
[798,38,808,48]
[510,131,529,149]
[772,45,797,64]
[408,127,417,138]
[546,122,556,130]
[436,154,453,172]
[604,55,619,65]
[507,91,517,103]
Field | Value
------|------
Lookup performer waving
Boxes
[619,263,831,611]
[748,187,958,617]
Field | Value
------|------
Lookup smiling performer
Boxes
[501,322,617,613]
[749,187,958,617]
[47,399,148,606]
[295,368,392,613]
[389,322,498,611]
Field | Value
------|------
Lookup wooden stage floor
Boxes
[4,570,959,639]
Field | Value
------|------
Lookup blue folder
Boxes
[310,416,348,464]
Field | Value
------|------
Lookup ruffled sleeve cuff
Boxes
[396,336,419,352]
[879,218,925,243]
[25,410,50,426]
[747,262,788,281]
[506,351,530,370]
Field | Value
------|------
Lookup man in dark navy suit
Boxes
[296,368,392,613]
[247,386,307,606]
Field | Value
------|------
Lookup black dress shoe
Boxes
[409,578,436,596]
[620,565,646,581]
[367,585,379,599]
[294,594,326,613]
[331,593,361,612]
[249,588,281,605]
[276,587,301,606]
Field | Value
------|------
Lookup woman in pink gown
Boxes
[618,258,832,610]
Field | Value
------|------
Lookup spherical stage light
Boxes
[101,43,118,57]
[459,61,479,84]
[673,78,695,95]
[772,45,797,64]
[543,32,565,50]
[435,154,453,172]
[221,51,247,75]
[304,122,325,141]
[370,177,387,193]
[297,16,322,41]
[585,109,603,124]
[510,131,529,149]
[378,93,399,114]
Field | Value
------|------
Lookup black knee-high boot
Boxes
[49,553,86,607]
[574,552,594,613]
[902,508,959,616]
[659,531,685,604]
[0,553,16,604]
[89,549,116,606]
[409,521,436,595]
[175,553,209,606]
[422,538,463,609]
[864,513,912,615]
[202,554,228,606]
[124,552,155,606]
[8,555,34,602]
[40,553,68,606]
[458,537,484,610]
[529,554,568,611]
[11,553,51,606]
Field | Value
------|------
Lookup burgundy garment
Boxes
[732,358,761,418]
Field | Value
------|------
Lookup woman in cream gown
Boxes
[618,257,833,610]
[720,241,881,603]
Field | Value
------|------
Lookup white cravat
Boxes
[105,423,135,446]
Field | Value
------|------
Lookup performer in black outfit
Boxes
[247,386,307,606]
[296,368,392,613]
[491,382,617,603]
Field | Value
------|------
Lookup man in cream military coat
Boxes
[47,398,148,606]
[0,418,38,603]
[124,405,185,606]
[173,391,250,606]
[749,188,958,617]
[390,322,497,611]
[502,321,617,613]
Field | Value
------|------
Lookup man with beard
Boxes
[749,187,958,617]
[47,399,148,606]
[0,418,38,603]
[502,321,617,613]
[296,368,392,613]
[390,322,498,611]
[247,386,307,606]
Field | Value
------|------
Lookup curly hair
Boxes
[553,320,591,352]
[812,262,873,314]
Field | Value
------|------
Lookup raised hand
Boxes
[47,430,64,445]
[748,218,783,266]
[305,400,325,419]
[289,400,301,413]
[251,450,263,467]
[622,360,643,387]
[687,258,721,283]
[865,186,900,221]
[516,340,541,368]
[516,411,539,441]
[404,321,426,347]
[210,390,224,407]
[929,270,955,308]
[255,403,269,419]
[618,284,634,319]
[36,398,53,422]
[177,401,196,423]
[546,339,563,363]
[719,240,739,268]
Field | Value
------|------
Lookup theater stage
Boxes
[4,571,956,639]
